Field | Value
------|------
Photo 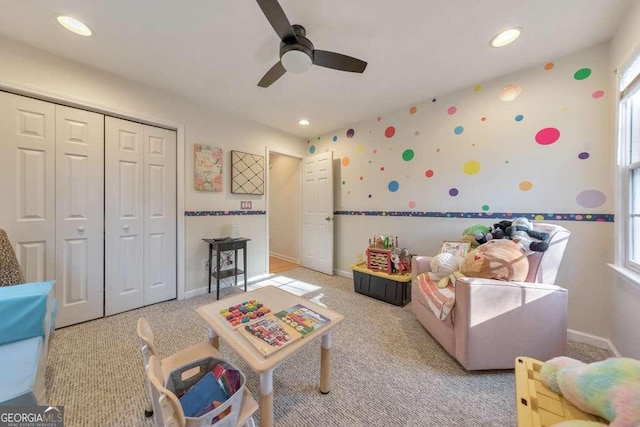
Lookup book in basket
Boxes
[273,304,331,337]
[238,315,302,357]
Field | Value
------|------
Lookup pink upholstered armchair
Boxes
[411,223,570,370]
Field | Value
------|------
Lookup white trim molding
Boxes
[567,329,621,356]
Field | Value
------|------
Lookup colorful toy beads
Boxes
[220,300,271,327]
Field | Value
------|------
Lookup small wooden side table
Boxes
[202,237,250,300]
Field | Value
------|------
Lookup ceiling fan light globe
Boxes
[281,50,312,73]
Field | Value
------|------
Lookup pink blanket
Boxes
[417,273,455,320]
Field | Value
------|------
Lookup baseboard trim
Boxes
[269,253,300,264]
[567,329,620,356]
[183,286,209,299]
[334,268,352,278]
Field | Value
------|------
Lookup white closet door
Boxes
[105,117,145,315]
[0,92,55,283]
[55,105,104,327]
[143,125,176,305]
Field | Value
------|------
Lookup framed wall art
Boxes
[194,144,223,192]
[440,241,471,258]
[231,150,265,195]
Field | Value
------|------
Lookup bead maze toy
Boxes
[219,300,271,328]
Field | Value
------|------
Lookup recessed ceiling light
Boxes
[298,119,310,126]
[56,15,93,36]
[490,27,521,48]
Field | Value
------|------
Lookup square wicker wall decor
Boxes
[231,150,265,195]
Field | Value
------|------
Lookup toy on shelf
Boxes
[365,235,410,275]
[219,300,271,328]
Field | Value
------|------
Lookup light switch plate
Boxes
[240,201,252,209]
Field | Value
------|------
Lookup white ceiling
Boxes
[0,0,631,138]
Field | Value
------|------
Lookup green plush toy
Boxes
[461,224,492,248]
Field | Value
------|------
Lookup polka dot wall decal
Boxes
[447,106,457,115]
[436,148,440,152]
[574,68,592,80]
[373,149,377,154]
[309,145,316,154]
[357,144,364,152]
[578,152,590,160]
[346,129,355,138]
[576,189,606,208]
[415,131,420,136]
[376,116,382,122]
[535,214,544,220]
[332,136,338,142]
[380,166,385,171]
[402,149,414,161]
[454,126,464,135]
[592,90,605,99]
[341,180,345,185]
[463,160,480,175]
[515,114,524,122]
[544,62,554,70]
[341,157,350,167]
[535,127,560,145]
[368,194,372,198]
[500,84,521,101]
[360,176,364,180]
[409,106,417,114]
[408,201,417,209]
[449,188,459,196]
[481,116,487,122]
[519,181,533,191]
[388,181,399,192]
[432,98,437,103]
[474,85,482,92]
[384,126,396,138]
[317,136,320,140]
[425,169,434,178]
[482,205,490,211]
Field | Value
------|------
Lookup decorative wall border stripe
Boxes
[185,210,266,216]
[334,211,614,222]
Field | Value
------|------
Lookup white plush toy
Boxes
[428,252,465,289]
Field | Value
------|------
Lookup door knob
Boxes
[123,224,130,230]
[77,226,85,232]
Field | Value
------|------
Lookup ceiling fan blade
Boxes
[258,61,287,88]
[313,50,367,73]
[256,0,297,42]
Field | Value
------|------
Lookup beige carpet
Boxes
[45,268,610,426]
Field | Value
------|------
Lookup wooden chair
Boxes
[136,318,258,426]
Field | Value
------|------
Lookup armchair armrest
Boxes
[452,277,567,370]
[411,255,433,277]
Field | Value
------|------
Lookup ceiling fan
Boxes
[256,0,368,88]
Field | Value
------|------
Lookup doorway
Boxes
[267,151,302,273]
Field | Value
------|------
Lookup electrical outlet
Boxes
[201,258,209,271]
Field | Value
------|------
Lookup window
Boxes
[618,53,640,274]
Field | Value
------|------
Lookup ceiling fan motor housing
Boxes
[279,25,314,73]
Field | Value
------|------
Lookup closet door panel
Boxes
[0,91,55,282]
[105,117,144,315]
[143,125,177,305]
[55,105,104,327]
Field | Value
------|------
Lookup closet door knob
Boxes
[77,226,85,232]
[123,224,130,230]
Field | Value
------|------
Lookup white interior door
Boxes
[143,125,176,305]
[0,91,55,283]
[105,117,145,315]
[55,105,105,327]
[302,151,334,275]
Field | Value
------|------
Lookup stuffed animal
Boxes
[428,252,465,288]
[492,217,549,255]
[460,239,529,281]
[391,248,410,274]
[461,224,494,248]
[540,356,640,427]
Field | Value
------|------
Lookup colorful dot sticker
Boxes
[519,181,533,191]
[357,144,365,152]
[425,169,434,178]
[380,166,385,171]
[592,90,605,99]
[409,106,417,114]
[341,180,345,185]
[447,106,457,115]
[360,176,364,180]
[535,127,560,145]
[576,189,605,208]
[463,160,480,175]
[481,116,487,122]
[481,205,490,211]
[368,194,372,198]
[309,145,316,154]
[332,136,338,142]
[388,181,399,192]
[408,201,416,208]
[376,116,382,122]
[449,188,459,196]
[385,126,396,138]
[544,62,554,70]
[515,114,524,122]
[415,131,420,136]
[578,152,590,160]
[474,85,482,92]
[346,129,355,138]
[402,149,414,161]
[341,157,350,167]
[574,68,592,80]
[454,126,464,135]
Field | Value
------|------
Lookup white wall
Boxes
[268,152,301,263]
[0,36,306,295]
[313,43,615,342]
[609,0,640,358]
